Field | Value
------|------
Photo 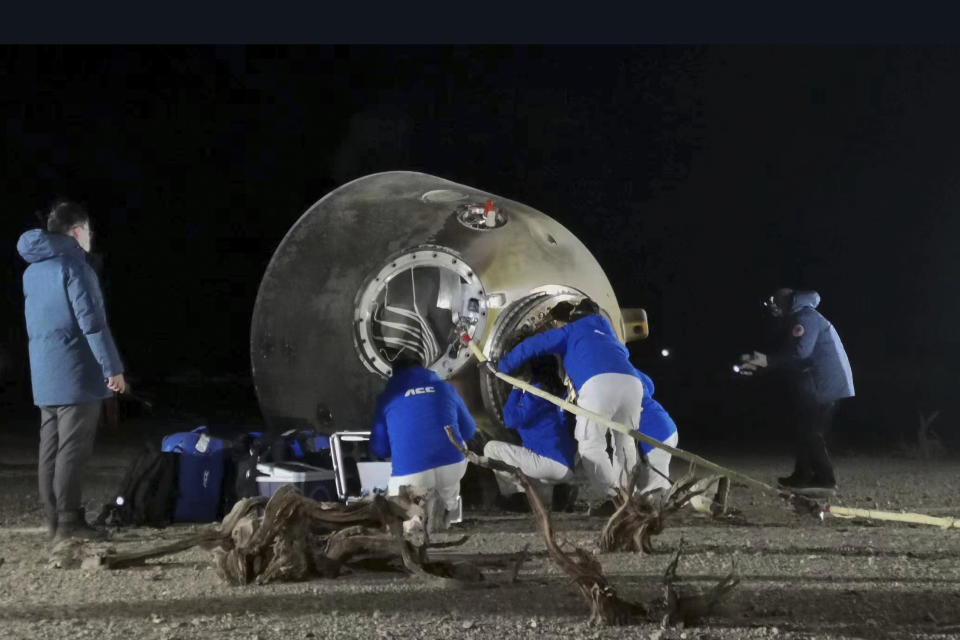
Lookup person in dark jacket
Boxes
[483,357,577,509]
[17,200,126,540]
[496,298,644,509]
[369,350,477,523]
[739,288,854,491]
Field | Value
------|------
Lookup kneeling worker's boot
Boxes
[55,508,107,541]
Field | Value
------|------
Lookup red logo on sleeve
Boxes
[792,324,805,337]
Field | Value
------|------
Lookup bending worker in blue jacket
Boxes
[739,288,854,491]
[632,368,679,494]
[483,356,576,507]
[17,200,126,541]
[369,350,477,522]
[496,298,643,505]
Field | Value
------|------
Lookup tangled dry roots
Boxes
[445,426,646,625]
[660,540,741,627]
[213,484,475,586]
[59,484,491,588]
[441,428,742,627]
[599,466,725,554]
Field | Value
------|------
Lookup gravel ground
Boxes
[2,426,960,640]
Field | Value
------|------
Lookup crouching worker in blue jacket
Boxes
[483,356,576,510]
[633,368,679,494]
[369,350,477,526]
[497,298,644,511]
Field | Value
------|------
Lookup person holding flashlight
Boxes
[738,288,854,492]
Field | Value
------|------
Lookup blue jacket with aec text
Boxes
[369,365,477,476]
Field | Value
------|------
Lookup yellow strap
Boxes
[826,505,960,529]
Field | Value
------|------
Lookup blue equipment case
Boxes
[161,426,228,522]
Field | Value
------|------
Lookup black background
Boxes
[3,46,958,451]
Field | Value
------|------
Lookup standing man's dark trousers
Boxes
[790,396,837,487]
[38,402,102,532]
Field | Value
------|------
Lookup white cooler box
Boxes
[356,461,392,496]
[256,461,338,503]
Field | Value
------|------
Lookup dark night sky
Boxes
[3,46,959,448]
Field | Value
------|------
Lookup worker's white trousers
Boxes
[575,373,645,499]
[387,459,468,510]
[483,440,575,496]
[636,431,678,494]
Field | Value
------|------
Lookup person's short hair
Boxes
[529,355,565,397]
[45,199,89,234]
[568,297,600,322]
[549,301,575,322]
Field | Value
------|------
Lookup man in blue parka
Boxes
[17,200,126,540]
[483,356,576,509]
[739,288,854,491]
[369,349,476,524]
[496,298,644,508]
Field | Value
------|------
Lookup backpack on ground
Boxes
[95,445,179,528]
[226,430,271,503]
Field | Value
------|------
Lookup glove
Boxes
[738,351,768,368]
[734,351,768,377]
[735,362,757,376]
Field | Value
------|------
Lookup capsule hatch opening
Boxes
[353,246,487,379]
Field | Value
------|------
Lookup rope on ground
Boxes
[826,505,960,529]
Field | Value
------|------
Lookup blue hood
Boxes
[791,290,821,312]
[17,229,84,264]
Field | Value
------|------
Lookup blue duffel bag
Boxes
[281,429,331,467]
[161,426,228,523]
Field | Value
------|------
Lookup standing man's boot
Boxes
[777,473,812,489]
[55,508,107,541]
